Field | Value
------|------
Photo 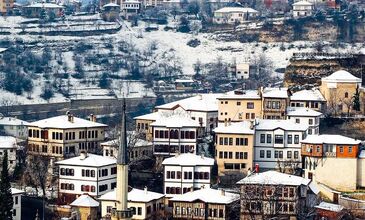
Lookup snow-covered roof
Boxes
[175,79,194,83]
[0,48,7,53]
[70,194,99,207]
[293,0,313,6]
[170,188,239,204]
[151,114,200,128]
[301,134,361,145]
[124,0,140,3]
[0,117,29,126]
[29,115,107,129]
[0,136,17,149]
[162,153,214,166]
[215,7,258,13]
[286,107,322,117]
[103,2,119,7]
[237,171,311,186]
[263,87,289,99]
[218,90,261,100]
[11,188,24,195]
[290,89,325,102]
[55,153,116,167]
[155,93,222,112]
[255,119,308,131]
[315,202,344,212]
[101,138,151,148]
[214,121,254,134]
[322,70,361,83]
[98,188,164,203]
[25,3,64,8]
[133,111,160,121]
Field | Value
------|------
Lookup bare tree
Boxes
[24,155,51,198]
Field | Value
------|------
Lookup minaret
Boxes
[111,99,132,220]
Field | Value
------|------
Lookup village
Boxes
[1,0,365,219]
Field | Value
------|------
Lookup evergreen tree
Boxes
[353,85,361,111]
[0,151,14,220]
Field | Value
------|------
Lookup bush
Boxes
[187,39,201,48]
[99,73,111,89]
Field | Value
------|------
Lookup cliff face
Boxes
[284,53,365,91]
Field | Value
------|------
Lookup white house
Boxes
[286,107,322,135]
[101,136,153,162]
[169,188,239,219]
[254,119,308,171]
[151,114,202,156]
[234,63,250,80]
[290,89,326,112]
[293,1,314,18]
[0,136,18,172]
[155,93,222,133]
[99,187,165,219]
[213,7,259,24]
[11,188,24,220]
[0,117,29,140]
[55,152,117,204]
[121,0,141,19]
[162,153,214,197]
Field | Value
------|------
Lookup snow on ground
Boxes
[1,16,365,104]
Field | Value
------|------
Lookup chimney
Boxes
[200,153,204,159]
[144,186,148,194]
[80,151,87,160]
[198,94,202,100]
[255,163,259,173]
[250,120,255,130]
[67,111,74,123]
[220,189,225,196]
[89,114,96,122]
[224,120,228,127]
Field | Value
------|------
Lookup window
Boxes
[349,146,353,153]
[316,146,320,153]
[15,196,18,205]
[274,135,283,144]
[229,138,233,146]
[287,151,292,159]
[274,150,278,158]
[260,150,265,158]
[137,207,142,215]
[260,134,265,143]
[287,135,292,144]
[309,119,313,125]
[295,118,300,124]
[340,146,344,153]
[219,137,223,145]
[294,135,299,144]
[279,151,283,158]
[267,134,272,143]
[247,102,254,109]
[266,150,271,158]
[294,151,299,159]
[237,101,241,106]
[345,92,348,98]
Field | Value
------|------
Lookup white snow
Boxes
[237,170,311,186]
[101,137,152,148]
[55,153,116,167]
[0,117,29,126]
[162,153,215,166]
[169,188,239,204]
[290,89,325,102]
[255,119,308,131]
[214,121,254,134]
[156,93,222,112]
[262,87,289,98]
[315,202,344,212]
[70,194,100,207]
[11,188,24,195]
[98,187,164,203]
[0,136,17,149]
[214,7,258,13]
[218,90,260,100]
[322,70,361,83]
[151,114,200,127]
[286,107,322,117]
[29,115,108,129]
[302,134,361,145]
[25,3,64,8]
